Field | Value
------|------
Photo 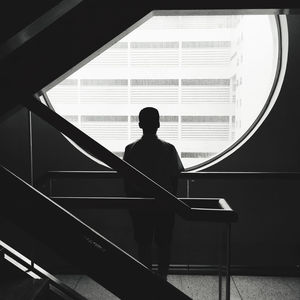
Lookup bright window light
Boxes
[46,14,283,170]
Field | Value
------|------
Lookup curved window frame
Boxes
[190,14,288,171]
[40,12,288,172]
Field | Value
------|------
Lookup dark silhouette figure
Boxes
[123,107,184,280]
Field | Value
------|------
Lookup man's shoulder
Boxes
[157,138,176,151]
[125,140,139,151]
[158,138,184,172]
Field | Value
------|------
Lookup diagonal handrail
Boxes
[0,240,88,300]
[0,164,192,299]
[25,98,193,218]
[50,196,237,222]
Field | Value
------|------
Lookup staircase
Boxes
[0,2,237,299]
[0,255,50,300]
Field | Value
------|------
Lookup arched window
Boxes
[44,12,287,170]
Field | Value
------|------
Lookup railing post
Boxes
[186,178,190,198]
[49,176,53,197]
[218,222,231,300]
[225,223,231,300]
[28,109,37,274]
[28,110,34,186]
[219,224,223,300]
[219,264,222,300]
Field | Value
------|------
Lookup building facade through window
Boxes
[45,14,280,170]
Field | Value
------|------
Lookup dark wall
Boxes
[0,106,31,182]
[0,15,300,273]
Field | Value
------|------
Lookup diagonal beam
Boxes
[0,165,191,299]
[0,0,83,60]
[26,98,192,218]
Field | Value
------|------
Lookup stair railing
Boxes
[0,240,88,300]
[26,98,237,223]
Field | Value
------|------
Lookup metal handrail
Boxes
[51,196,237,223]
[45,170,300,179]
[27,99,238,222]
[26,100,191,216]
[1,165,191,299]
[24,99,237,299]
[0,240,87,300]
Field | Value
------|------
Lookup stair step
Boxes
[0,277,49,300]
[0,257,50,300]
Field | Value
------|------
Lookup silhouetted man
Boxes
[123,107,184,280]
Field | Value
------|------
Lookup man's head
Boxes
[139,107,160,134]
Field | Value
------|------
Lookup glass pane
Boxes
[47,14,279,170]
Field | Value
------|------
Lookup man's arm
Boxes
[123,144,143,196]
[123,145,133,196]
[170,145,185,194]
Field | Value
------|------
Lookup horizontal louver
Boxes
[178,16,238,29]
[181,116,230,140]
[131,79,178,104]
[90,43,128,67]
[63,115,78,123]
[181,123,230,140]
[181,152,217,158]
[79,80,128,104]
[182,42,231,66]
[80,88,128,104]
[130,88,178,104]
[139,16,238,30]
[81,116,128,122]
[182,50,230,65]
[159,124,179,140]
[130,115,179,122]
[182,79,230,103]
[81,116,128,141]
[183,41,231,48]
[129,126,142,140]
[59,79,77,86]
[159,116,179,140]
[182,116,229,122]
[81,124,128,141]
[130,42,179,67]
[48,79,78,104]
[182,86,230,103]
[45,14,249,169]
